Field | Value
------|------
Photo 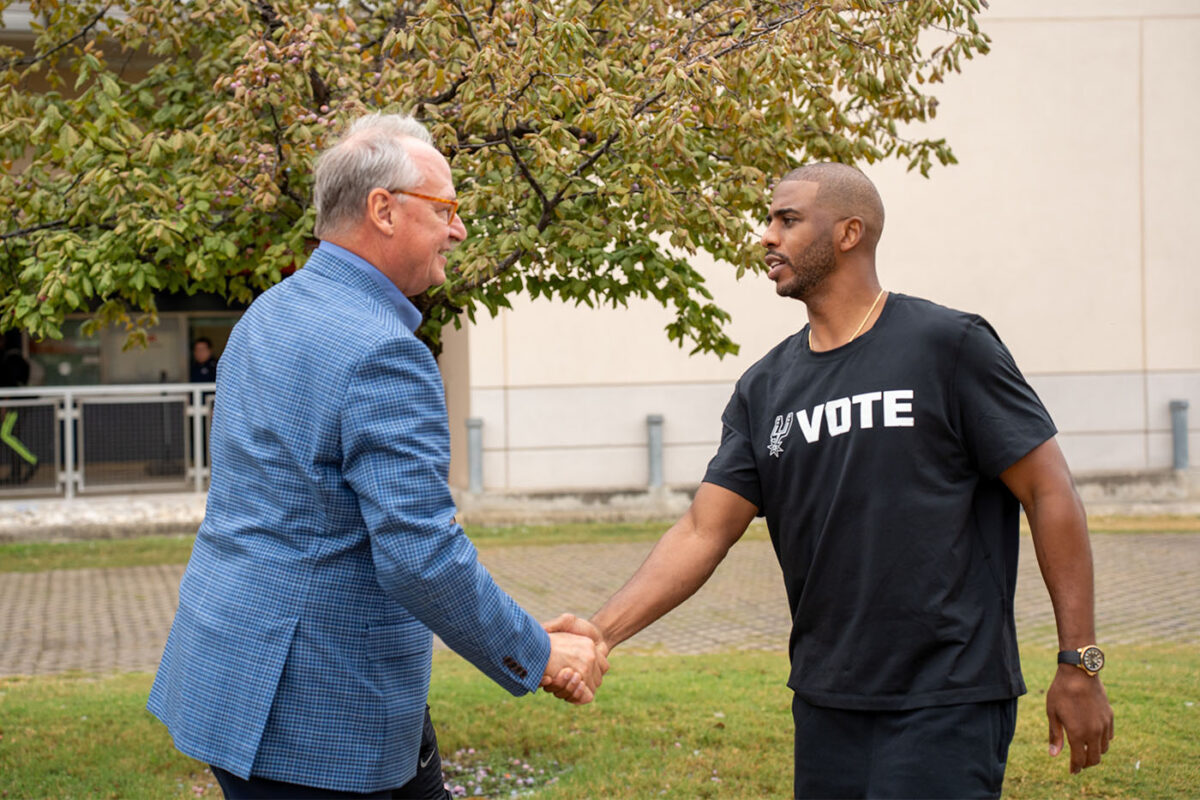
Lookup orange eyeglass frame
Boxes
[391,189,458,225]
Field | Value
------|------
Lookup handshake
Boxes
[539,613,610,705]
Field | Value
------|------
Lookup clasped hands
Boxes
[539,613,610,705]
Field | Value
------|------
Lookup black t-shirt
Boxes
[704,294,1056,711]
[191,358,217,383]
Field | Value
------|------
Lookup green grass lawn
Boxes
[1,519,1197,797]
[2,515,1195,574]
[2,645,1197,799]
[0,535,201,574]
[0,521,773,573]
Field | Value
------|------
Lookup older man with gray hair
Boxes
[148,113,605,800]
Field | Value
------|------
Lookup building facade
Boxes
[441,0,1200,495]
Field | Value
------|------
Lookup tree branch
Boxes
[420,71,470,106]
[451,0,485,50]
[0,219,69,242]
[255,0,284,35]
[309,68,331,109]
[362,0,418,59]
[451,0,549,214]
[685,4,820,68]
[266,103,293,201]
[501,120,549,211]
[452,246,525,293]
[4,4,112,71]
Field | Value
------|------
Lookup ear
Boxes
[366,188,396,236]
[835,216,864,252]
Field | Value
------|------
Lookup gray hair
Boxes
[313,113,435,238]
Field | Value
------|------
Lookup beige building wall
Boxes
[447,0,1200,492]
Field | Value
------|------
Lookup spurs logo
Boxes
[768,412,793,457]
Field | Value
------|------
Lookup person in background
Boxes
[189,337,217,383]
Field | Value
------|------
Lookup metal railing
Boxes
[0,383,215,499]
[463,413,668,494]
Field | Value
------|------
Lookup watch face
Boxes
[1082,646,1105,672]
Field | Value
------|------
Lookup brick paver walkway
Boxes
[1,533,1197,676]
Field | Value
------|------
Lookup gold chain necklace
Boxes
[809,289,887,351]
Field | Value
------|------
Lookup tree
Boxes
[0,0,990,354]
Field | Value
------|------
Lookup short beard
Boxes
[774,236,837,300]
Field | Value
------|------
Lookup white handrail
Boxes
[1,383,216,498]
[0,383,215,399]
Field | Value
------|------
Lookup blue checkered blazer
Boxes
[148,246,551,793]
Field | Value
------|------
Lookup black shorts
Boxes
[792,695,1017,799]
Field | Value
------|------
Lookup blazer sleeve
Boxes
[341,334,550,695]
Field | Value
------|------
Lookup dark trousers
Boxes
[792,695,1017,799]
[212,706,451,799]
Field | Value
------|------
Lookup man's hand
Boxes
[538,485,755,705]
[543,613,609,655]
[540,614,610,703]
[541,631,608,705]
[1046,666,1115,774]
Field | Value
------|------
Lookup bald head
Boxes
[779,163,885,249]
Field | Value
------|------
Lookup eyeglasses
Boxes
[390,189,459,226]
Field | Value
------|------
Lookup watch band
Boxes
[1058,645,1105,676]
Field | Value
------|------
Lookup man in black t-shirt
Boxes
[190,337,218,384]
[545,163,1114,798]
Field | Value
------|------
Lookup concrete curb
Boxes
[454,487,695,526]
[0,493,207,543]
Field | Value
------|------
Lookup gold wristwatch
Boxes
[1057,645,1105,676]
